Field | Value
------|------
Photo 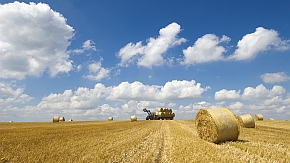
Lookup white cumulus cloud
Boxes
[84,58,111,81]
[260,72,290,83]
[228,27,290,61]
[0,82,33,106]
[241,84,286,101]
[0,2,74,79]
[38,83,109,111]
[181,34,230,65]
[107,80,210,101]
[70,40,97,54]
[215,89,241,101]
[117,22,187,68]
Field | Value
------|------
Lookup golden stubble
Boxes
[0,120,289,162]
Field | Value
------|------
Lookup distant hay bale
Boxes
[59,117,65,122]
[68,119,73,122]
[130,115,137,122]
[195,107,240,143]
[9,121,13,123]
[255,114,264,121]
[108,117,113,121]
[52,116,60,123]
[237,114,255,128]
[268,118,274,121]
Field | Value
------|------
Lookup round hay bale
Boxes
[255,114,263,121]
[268,118,274,121]
[158,108,164,112]
[108,117,113,121]
[68,119,73,122]
[237,114,255,128]
[59,116,65,122]
[130,115,137,122]
[9,121,13,123]
[52,116,60,123]
[195,107,240,143]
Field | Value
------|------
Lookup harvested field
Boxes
[0,120,290,162]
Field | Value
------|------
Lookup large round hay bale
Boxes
[237,114,255,128]
[52,116,60,123]
[195,107,240,143]
[268,118,274,121]
[130,115,137,122]
[108,117,113,121]
[59,116,65,122]
[255,114,263,121]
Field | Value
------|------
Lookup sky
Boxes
[0,1,290,122]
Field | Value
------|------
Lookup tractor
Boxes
[143,108,175,120]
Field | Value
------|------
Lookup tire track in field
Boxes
[112,121,173,163]
[80,121,155,162]
[171,120,198,136]
[160,121,173,163]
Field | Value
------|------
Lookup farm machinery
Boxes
[143,108,175,120]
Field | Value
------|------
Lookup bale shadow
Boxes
[217,139,249,145]
[236,139,250,143]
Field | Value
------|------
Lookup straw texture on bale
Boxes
[255,114,264,121]
[59,117,65,122]
[52,116,60,123]
[268,118,274,121]
[130,115,137,122]
[195,107,240,143]
[108,117,113,121]
[237,114,255,128]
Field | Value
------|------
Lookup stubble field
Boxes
[1,120,289,163]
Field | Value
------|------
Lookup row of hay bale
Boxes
[156,108,175,120]
[195,107,274,144]
[107,115,138,122]
[157,108,172,113]
[52,116,73,122]
[53,115,137,122]
[238,114,274,127]
[254,114,274,121]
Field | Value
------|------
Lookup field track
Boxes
[1,120,290,162]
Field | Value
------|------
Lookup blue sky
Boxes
[1,1,290,121]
